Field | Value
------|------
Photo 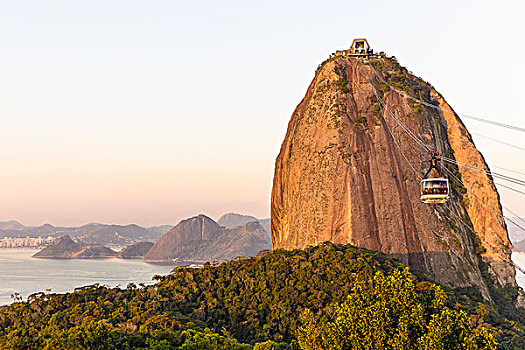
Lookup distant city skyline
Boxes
[1,0,524,226]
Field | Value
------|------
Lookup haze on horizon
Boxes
[1,0,524,227]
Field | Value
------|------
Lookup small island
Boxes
[32,235,117,259]
[32,236,155,259]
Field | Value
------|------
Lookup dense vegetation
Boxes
[299,269,496,350]
[0,243,524,349]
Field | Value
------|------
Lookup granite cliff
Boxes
[271,53,516,298]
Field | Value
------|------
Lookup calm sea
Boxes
[0,250,524,306]
[0,249,175,305]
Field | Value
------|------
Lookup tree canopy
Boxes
[0,243,523,349]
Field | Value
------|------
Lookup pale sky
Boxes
[1,0,524,226]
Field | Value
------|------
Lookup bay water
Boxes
[0,249,174,305]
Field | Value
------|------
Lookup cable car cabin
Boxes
[420,178,450,204]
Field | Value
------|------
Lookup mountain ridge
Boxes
[0,222,171,246]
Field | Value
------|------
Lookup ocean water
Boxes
[0,249,175,305]
[1,250,524,306]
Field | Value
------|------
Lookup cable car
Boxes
[420,152,450,204]
[420,178,449,203]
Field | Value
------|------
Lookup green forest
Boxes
[0,243,524,349]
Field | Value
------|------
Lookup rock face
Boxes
[143,215,271,263]
[32,235,117,259]
[117,242,154,259]
[271,54,516,296]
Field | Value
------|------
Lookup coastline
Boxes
[0,249,174,306]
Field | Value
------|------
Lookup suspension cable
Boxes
[491,166,525,178]
[471,132,525,152]
[442,166,525,232]
[367,62,525,189]
[495,182,525,196]
[378,102,421,179]
[359,62,432,153]
[451,207,525,275]
[368,64,525,133]
[501,206,525,228]
[439,156,525,187]
[365,60,525,193]
[363,60,525,275]
[360,60,422,178]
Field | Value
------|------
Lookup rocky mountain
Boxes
[271,52,516,298]
[117,242,154,259]
[143,214,271,263]
[32,235,117,259]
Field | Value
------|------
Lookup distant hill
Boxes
[217,212,271,234]
[143,214,272,263]
[75,224,153,245]
[117,242,154,259]
[145,225,173,239]
[218,213,259,228]
[0,220,24,230]
[0,222,172,246]
[32,236,117,259]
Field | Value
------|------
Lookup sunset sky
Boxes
[1,0,524,226]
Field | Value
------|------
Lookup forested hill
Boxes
[0,243,524,349]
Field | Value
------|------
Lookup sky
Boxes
[0,0,524,226]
